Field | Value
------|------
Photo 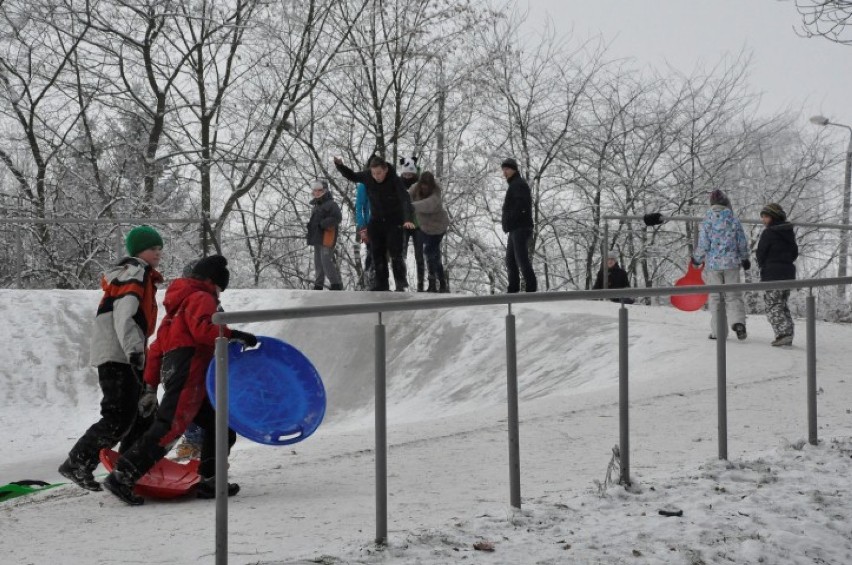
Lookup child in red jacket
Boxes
[103,255,256,505]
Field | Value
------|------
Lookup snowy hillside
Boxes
[3,289,852,564]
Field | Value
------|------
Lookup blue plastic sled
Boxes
[206,336,326,446]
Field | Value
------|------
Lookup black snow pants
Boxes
[116,348,236,482]
[68,362,153,470]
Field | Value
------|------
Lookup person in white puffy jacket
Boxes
[59,226,164,491]
[693,190,750,341]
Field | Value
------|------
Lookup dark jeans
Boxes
[421,232,445,284]
[68,362,153,469]
[403,228,426,285]
[368,220,405,291]
[116,349,236,481]
[506,227,537,293]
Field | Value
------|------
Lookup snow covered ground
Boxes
[2,288,852,564]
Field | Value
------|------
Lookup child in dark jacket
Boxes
[103,255,257,505]
[306,179,343,290]
[592,251,634,303]
[756,203,799,346]
[59,225,164,491]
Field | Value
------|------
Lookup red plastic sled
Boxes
[99,448,200,499]
[670,262,709,312]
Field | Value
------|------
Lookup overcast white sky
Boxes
[524,0,852,136]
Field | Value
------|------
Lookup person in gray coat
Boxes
[410,171,450,292]
[306,179,343,290]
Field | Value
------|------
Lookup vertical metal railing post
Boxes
[214,329,229,565]
[602,222,610,289]
[807,291,818,445]
[375,313,388,544]
[716,293,728,460]
[15,223,23,288]
[618,303,630,485]
[505,304,521,508]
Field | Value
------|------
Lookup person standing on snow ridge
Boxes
[334,155,415,292]
[693,189,750,341]
[409,171,450,293]
[592,250,634,304]
[500,157,537,293]
[59,225,164,491]
[756,203,799,346]
[103,255,257,505]
[306,179,344,290]
[398,155,426,291]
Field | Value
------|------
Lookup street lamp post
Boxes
[811,115,852,300]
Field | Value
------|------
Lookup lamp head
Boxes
[809,115,830,126]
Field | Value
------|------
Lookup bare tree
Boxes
[211,0,369,246]
[795,0,852,44]
[0,0,95,285]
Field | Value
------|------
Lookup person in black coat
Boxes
[592,251,634,303]
[306,180,343,290]
[500,158,537,293]
[756,203,798,346]
[334,155,415,291]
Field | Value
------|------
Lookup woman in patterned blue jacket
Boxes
[693,189,750,340]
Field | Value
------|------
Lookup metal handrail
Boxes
[598,214,852,291]
[603,213,852,231]
[0,217,213,224]
[211,275,852,564]
[212,276,852,324]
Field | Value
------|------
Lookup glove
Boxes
[138,385,158,418]
[741,259,751,271]
[643,212,664,227]
[230,329,258,347]
[128,351,145,371]
[358,228,369,244]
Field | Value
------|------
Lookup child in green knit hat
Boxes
[59,225,165,491]
[125,225,164,257]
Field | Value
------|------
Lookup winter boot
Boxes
[312,284,324,290]
[58,456,102,491]
[393,276,408,292]
[196,476,241,499]
[426,278,437,293]
[103,470,143,505]
[329,283,343,291]
[732,323,747,341]
[438,278,449,294]
[771,334,793,347]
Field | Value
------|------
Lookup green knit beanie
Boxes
[125,225,164,257]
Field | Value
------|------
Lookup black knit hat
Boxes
[709,189,731,208]
[191,255,230,290]
[760,203,787,222]
[501,157,519,171]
